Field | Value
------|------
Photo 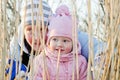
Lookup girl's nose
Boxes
[57,41,63,48]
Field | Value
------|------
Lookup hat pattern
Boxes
[20,0,52,26]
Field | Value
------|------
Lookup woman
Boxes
[5,0,52,79]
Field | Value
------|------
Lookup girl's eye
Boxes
[52,38,58,41]
[63,39,70,43]
[63,40,67,42]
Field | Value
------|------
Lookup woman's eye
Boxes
[26,28,32,33]
[26,27,32,31]
[40,28,42,31]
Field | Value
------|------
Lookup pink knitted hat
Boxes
[47,5,73,43]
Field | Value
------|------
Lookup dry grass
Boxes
[0,0,120,80]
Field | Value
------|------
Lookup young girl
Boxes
[33,5,87,80]
[5,0,52,79]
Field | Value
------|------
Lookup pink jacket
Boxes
[33,47,87,80]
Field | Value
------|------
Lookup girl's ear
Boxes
[77,42,81,53]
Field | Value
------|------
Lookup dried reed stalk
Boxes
[39,0,49,80]
[56,49,61,80]
[0,0,2,79]
[28,0,35,79]
[71,1,79,80]
[116,35,120,79]
[96,0,120,80]
[87,0,94,80]
[95,1,104,79]
[1,0,7,80]
[70,0,79,80]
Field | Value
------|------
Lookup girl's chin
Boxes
[55,51,66,55]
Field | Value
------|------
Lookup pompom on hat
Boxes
[47,5,73,43]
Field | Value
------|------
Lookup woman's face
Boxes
[24,25,47,51]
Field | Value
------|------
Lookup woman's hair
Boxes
[24,38,31,53]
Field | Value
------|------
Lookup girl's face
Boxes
[24,25,47,51]
[48,36,72,54]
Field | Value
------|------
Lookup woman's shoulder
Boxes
[34,52,45,61]
[78,55,87,64]
[10,35,19,47]
[9,35,20,59]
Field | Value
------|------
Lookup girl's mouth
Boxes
[55,49,64,52]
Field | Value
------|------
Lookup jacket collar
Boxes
[45,47,74,62]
